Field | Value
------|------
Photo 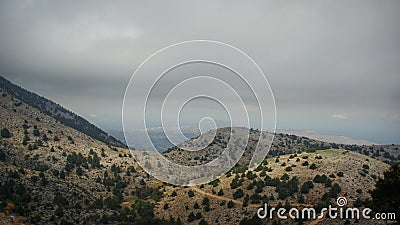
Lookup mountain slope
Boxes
[164,127,400,167]
[0,75,125,147]
[157,149,390,224]
[0,85,178,224]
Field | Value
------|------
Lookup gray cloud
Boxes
[0,0,399,143]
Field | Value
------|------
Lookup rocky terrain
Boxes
[0,82,175,224]
[157,149,390,224]
[164,128,399,167]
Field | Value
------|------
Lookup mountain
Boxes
[164,127,400,167]
[275,129,376,146]
[0,77,178,224]
[0,76,125,148]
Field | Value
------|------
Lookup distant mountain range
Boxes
[108,126,377,153]
[274,129,376,146]
[164,127,399,167]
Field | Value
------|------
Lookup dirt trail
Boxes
[309,211,328,225]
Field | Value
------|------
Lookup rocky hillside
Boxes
[157,149,390,224]
[0,76,125,147]
[0,87,179,224]
[164,127,400,167]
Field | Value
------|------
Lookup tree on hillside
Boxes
[370,164,400,223]
[1,128,11,138]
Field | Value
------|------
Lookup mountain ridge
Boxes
[0,75,126,148]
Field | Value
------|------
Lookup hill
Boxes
[0,75,125,147]
[275,129,376,146]
[157,149,390,224]
[164,127,399,167]
[0,84,178,224]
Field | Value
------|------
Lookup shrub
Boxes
[301,181,314,194]
[246,171,257,180]
[188,190,195,197]
[233,189,244,199]
[32,128,40,137]
[76,166,83,176]
[202,197,210,207]
[227,200,234,208]
[309,163,317,170]
[281,173,290,181]
[187,212,196,222]
[354,198,363,207]
[209,179,220,187]
[285,166,293,172]
[163,203,169,210]
[22,136,28,145]
[230,177,242,189]
[329,183,342,198]
[1,128,11,138]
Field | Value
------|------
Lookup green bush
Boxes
[329,183,342,198]
[285,166,293,172]
[233,189,244,199]
[301,181,314,194]
[188,190,195,197]
[0,128,11,138]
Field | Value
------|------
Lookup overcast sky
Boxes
[0,1,399,144]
